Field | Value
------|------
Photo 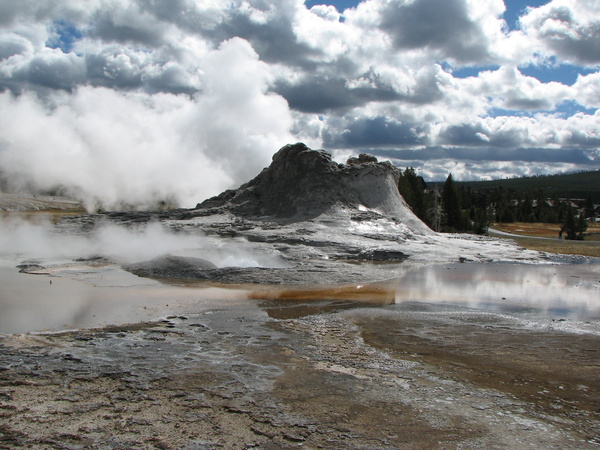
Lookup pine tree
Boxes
[584,195,595,219]
[563,205,577,240]
[442,173,461,231]
[576,212,588,240]
[397,167,428,223]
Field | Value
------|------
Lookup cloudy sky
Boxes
[0,0,599,209]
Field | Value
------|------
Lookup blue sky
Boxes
[0,0,598,208]
[48,21,83,53]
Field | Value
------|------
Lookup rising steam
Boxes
[0,38,294,211]
[0,216,289,268]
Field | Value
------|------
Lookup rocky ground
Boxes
[93,207,552,285]
[1,300,599,449]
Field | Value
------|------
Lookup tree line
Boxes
[397,168,593,239]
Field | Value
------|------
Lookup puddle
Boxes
[388,262,600,320]
[253,262,600,321]
[0,259,250,334]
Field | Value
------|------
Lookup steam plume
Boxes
[0,38,293,211]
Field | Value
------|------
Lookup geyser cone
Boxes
[198,143,431,233]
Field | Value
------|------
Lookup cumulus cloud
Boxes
[520,0,600,66]
[0,32,33,60]
[435,112,600,149]
[0,0,598,195]
[323,117,429,148]
[378,0,497,63]
[373,146,599,182]
[469,66,571,111]
[573,72,600,108]
[374,146,599,164]
[89,5,172,47]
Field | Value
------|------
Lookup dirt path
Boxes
[488,227,558,240]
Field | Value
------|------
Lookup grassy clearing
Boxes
[490,222,600,258]
[493,222,600,239]
[504,236,600,258]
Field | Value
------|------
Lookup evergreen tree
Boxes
[584,195,595,219]
[472,207,491,235]
[405,168,427,221]
[577,212,588,240]
[519,194,533,222]
[556,198,566,224]
[442,174,461,231]
[534,188,545,222]
[562,205,577,240]
[427,190,442,232]
[397,167,429,223]
[397,171,414,207]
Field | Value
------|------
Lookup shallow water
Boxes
[388,262,600,320]
[1,257,599,334]
[0,259,250,334]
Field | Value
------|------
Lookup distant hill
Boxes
[456,170,600,202]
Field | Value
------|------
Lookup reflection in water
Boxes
[0,260,250,334]
[388,263,600,320]
[249,283,395,303]
[252,262,600,321]
[1,259,599,334]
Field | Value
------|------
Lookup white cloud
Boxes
[0,31,36,60]
[467,66,571,111]
[432,110,600,150]
[345,0,507,64]
[519,0,600,66]
[309,5,341,21]
[0,0,598,199]
[411,159,587,182]
[294,4,352,61]
[555,110,600,147]
[573,72,600,108]
[6,47,87,91]
[90,3,175,47]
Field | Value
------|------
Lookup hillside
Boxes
[456,170,600,202]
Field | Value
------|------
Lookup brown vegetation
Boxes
[491,222,600,258]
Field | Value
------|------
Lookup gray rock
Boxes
[124,255,218,280]
[195,143,430,234]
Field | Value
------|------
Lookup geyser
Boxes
[197,142,432,233]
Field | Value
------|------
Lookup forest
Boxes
[397,168,600,239]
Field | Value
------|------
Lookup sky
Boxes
[0,0,599,209]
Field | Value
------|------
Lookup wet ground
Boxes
[0,260,249,335]
[1,259,599,448]
[3,259,599,334]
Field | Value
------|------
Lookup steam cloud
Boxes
[0,38,294,211]
[0,217,289,268]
